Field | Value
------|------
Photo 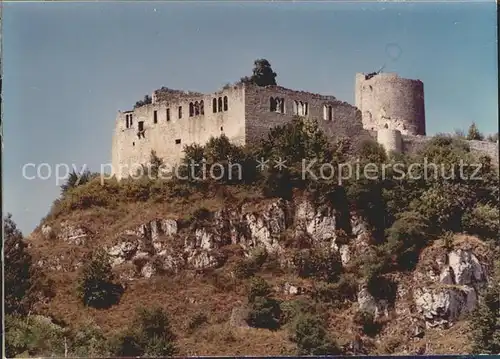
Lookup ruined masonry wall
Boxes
[112,85,246,178]
[377,129,403,154]
[402,135,499,166]
[355,73,426,136]
[244,85,372,147]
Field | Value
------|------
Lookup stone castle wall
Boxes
[402,134,499,165]
[112,73,496,179]
[112,85,246,178]
[244,85,372,148]
[355,73,426,136]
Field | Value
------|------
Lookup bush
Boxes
[109,307,177,357]
[310,274,358,305]
[233,248,268,279]
[384,210,431,271]
[4,214,35,315]
[245,276,281,330]
[466,122,484,141]
[77,249,124,309]
[353,310,381,336]
[289,314,340,355]
[5,314,67,357]
[60,169,98,195]
[280,299,316,326]
[247,276,273,302]
[69,321,107,357]
[246,296,281,330]
[470,261,500,353]
[462,203,499,242]
[292,248,343,283]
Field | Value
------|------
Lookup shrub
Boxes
[69,321,107,357]
[60,169,98,195]
[292,248,343,283]
[134,94,152,109]
[353,310,381,336]
[246,295,281,330]
[247,276,273,302]
[245,276,282,330]
[466,122,484,141]
[462,203,500,242]
[486,132,498,142]
[289,314,340,355]
[470,261,500,353]
[4,214,35,315]
[5,314,68,357]
[77,249,124,309]
[384,210,431,271]
[280,299,315,326]
[233,248,268,279]
[109,307,177,357]
[310,274,358,305]
[356,139,387,164]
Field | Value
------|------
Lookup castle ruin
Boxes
[111,73,497,179]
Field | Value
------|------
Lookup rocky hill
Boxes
[4,118,500,357]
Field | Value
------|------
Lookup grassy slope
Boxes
[27,185,474,355]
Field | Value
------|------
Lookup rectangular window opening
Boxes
[166,108,170,121]
[138,121,144,132]
[178,106,183,119]
[153,110,158,124]
[175,139,181,144]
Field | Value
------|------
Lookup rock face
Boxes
[413,246,488,328]
[35,197,380,281]
[357,284,390,319]
[100,197,365,279]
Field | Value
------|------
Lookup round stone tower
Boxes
[355,72,426,136]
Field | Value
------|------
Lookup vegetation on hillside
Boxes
[5,116,499,356]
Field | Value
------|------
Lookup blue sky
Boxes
[2,1,498,235]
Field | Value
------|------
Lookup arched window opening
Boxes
[200,100,205,115]
[293,101,298,115]
[218,97,223,112]
[130,114,133,126]
[277,98,285,113]
[384,123,389,129]
[178,106,182,119]
[212,98,217,113]
[328,106,333,121]
[270,97,277,112]
[194,101,200,116]
[223,96,228,111]
[125,115,129,128]
[304,102,309,116]
[189,102,194,117]
[323,105,328,120]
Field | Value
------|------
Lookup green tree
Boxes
[142,150,164,179]
[289,314,340,355]
[240,59,277,86]
[60,169,96,195]
[134,94,152,109]
[470,261,500,354]
[292,248,343,283]
[384,210,431,271]
[466,122,484,141]
[5,314,68,357]
[77,249,123,309]
[4,214,35,314]
[246,277,281,330]
[109,307,177,357]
